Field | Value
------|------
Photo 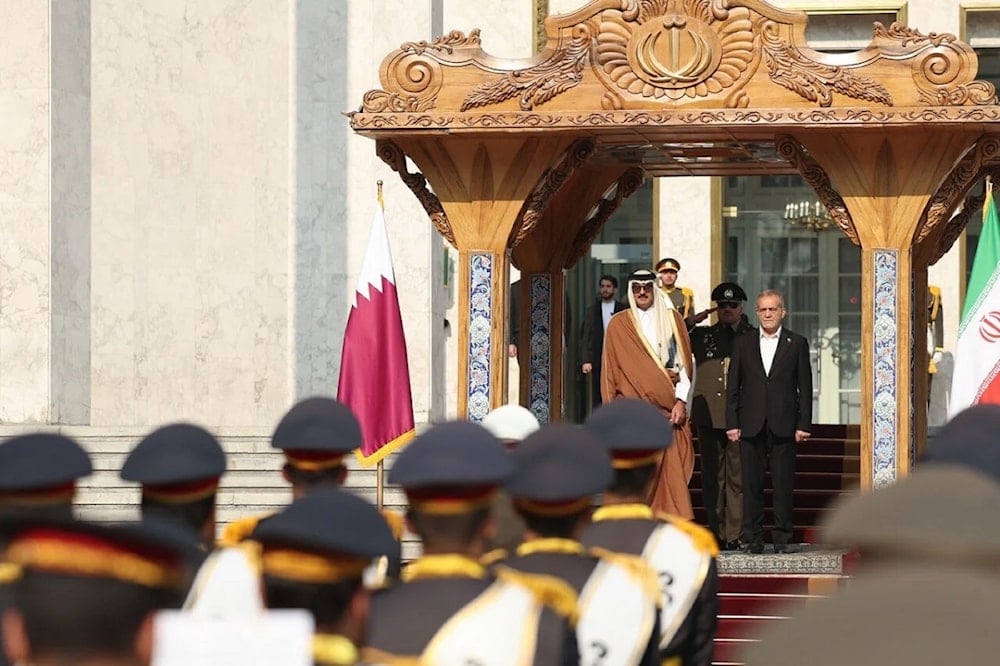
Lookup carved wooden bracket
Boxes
[512,138,597,248]
[565,167,646,268]
[930,187,987,267]
[915,136,1000,250]
[376,140,456,247]
[775,135,858,245]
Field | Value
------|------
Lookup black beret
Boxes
[122,423,226,487]
[711,282,748,302]
[389,421,512,489]
[0,433,91,492]
[584,399,673,467]
[272,397,362,454]
[253,488,399,563]
[506,424,612,504]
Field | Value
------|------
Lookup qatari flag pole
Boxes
[337,181,415,474]
[950,176,1000,417]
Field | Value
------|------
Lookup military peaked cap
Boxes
[0,433,92,500]
[122,423,226,501]
[584,398,673,469]
[711,282,748,302]
[655,258,681,272]
[272,397,362,470]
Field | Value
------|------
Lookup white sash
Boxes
[421,579,541,666]
[642,523,712,649]
[576,557,657,666]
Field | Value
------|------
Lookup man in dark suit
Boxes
[725,289,812,554]
[580,275,627,410]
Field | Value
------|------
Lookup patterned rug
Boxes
[718,544,850,575]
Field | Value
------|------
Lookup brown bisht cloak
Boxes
[601,309,695,519]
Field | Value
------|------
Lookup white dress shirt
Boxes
[760,326,782,375]
[601,300,615,331]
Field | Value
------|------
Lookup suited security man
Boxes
[725,289,812,554]
[580,274,627,410]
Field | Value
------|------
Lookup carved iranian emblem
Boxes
[596,0,754,103]
[762,25,892,107]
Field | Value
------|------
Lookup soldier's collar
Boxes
[401,554,487,582]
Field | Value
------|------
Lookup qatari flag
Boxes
[337,188,415,465]
[950,180,1000,416]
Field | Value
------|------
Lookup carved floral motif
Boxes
[513,138,597,247]
[566,168,645,267]
[761,23,892,107]
[775,136,859,245]
[461,29,592,112]
[400,29,482,56]
[376,141,456,246]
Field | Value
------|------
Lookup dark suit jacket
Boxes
[725,327,813,438]
[580,299,627,367]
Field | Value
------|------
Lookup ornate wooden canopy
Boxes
[350,0,1000,489]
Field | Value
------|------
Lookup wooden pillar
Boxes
[511,163,642,423]
[795,131,979,488]
[380,136,575,421]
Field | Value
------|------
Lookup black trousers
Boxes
[740,426,796,546]
[697,426,743,543]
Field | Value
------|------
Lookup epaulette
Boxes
[218,512,272,547]
[928,284,942,319]
[380,508,406,541]
[0,562,21,585]
[680,286,694,297]
[479,548,508,566]
[656,512,720,557]
[588,546,662,605]
[494,565,580,626]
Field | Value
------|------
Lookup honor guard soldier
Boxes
[582,399,719,666]
[655,258,695,321]
[480,404,540,553]
[253,488,400,666]
[0,434,93,666]
[689,282,753,551]
[0,516,198,666]
[121,423,227,549]
[363,420,580,666]
[499,423,661,666]
[220,397,404,547]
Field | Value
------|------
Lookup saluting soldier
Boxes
[582,399,719,666]
[121,423,227,549]
[253,488,400,666]
[498,422,661,666]
[689,282,753,551]
[363,421,580,665]
[219,397,404,549]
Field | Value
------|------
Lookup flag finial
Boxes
[377,180,384,208]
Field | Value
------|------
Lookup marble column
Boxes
[1,0,91,423]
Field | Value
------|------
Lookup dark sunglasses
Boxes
[631,282,655,294]
[717,301,740,309]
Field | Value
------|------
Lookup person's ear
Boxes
[2,608,28,664]
[133,612,156,665]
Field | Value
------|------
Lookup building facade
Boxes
[0,0,994,524]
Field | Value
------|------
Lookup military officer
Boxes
[219,397,404,549]
[363,420,579,665]
[582,399,719,666]
[253,488,400,666]
[689,282,753,550]
[655,258,695,321]
[121,423,227,548]
[499,422,661,666]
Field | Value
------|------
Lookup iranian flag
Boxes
[950,182,1000,416]
[337,187,415,465]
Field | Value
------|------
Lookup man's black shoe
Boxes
[722,540,741,551]
[744,542,763,554]
[774,544,799,554]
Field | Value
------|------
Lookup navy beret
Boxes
[0,433,91,492]
[506,424,612,503]
[122,423,226,487]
